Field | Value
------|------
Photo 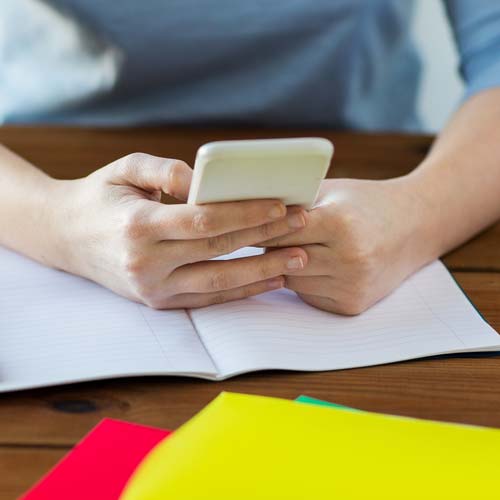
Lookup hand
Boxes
[260,177,434,315]
[47,152,308,308]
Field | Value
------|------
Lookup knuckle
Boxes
[124,151,149,165]
[209,270,230,291]
[332,206,355,230]
[335,217,376,272]
[116,152,148,177]
[175,214,194,237]
[348,243,377,273]
[206,233,233,255]
[330,210,364,245]
[191,212,214,236]
[120,210,148,240]
[257,222,273,240]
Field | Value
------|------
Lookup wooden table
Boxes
[0,127,499,499]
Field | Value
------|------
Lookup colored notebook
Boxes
[20,419,171,500]
[295,394,357,410]
[1,246,499,392]
[120,392,500,500]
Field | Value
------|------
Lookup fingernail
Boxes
[287,256,304,270]
[268,203,286,219]
[267,277,284,289]
[287,212,305,229]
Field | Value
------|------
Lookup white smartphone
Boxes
[187,137,334,209]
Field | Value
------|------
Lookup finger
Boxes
[173,207,306,263]
[145,198,290,240]
[257,206,326,247]
[277,244,333,276]
[167,247,308,294]
[284,275,335,297]
[106,152,193,200]
[162,277,285,309]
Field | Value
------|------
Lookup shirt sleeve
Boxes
[443,0,500,98]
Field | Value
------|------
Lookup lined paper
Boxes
[0,248,216,392]
[192,249,500,378]
[1,245,498,392]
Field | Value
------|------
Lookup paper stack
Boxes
[21,393,500,500]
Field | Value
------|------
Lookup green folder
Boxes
[295,395,359,412]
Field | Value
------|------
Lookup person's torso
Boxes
[0,0,422,130]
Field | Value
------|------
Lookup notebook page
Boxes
[192,249,500,378]
[0,247,216,392]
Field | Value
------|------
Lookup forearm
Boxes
[0,144,64,267]
[407,87,500,260]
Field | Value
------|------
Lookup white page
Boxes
[0,248,217,392]
[2,245,498,392]
[192,248,500,378]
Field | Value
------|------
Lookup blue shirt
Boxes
[1,0,500,131]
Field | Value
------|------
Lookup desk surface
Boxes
[0,126,499,499]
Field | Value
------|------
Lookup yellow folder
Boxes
[121,392,500,500]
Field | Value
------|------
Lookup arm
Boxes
[0,146,307,308]
[410,87,500,259]
[0,144,63,268]
[417,0,500,254]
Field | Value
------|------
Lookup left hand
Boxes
[260,177,435,314]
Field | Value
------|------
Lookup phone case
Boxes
[187,137,333,209]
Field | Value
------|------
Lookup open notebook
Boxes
[0,246,499,392]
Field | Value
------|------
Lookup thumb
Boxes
[107,152,193,201]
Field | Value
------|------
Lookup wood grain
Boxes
[0,126,432,180]
[0,447,68,500]
[0,127,498,500]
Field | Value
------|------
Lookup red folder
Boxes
[20,419,171,500]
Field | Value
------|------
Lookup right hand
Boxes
[47,152,308,308]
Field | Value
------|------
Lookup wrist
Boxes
[36,177,79,272]
[386,169,446,265]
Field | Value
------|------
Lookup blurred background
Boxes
[413,0,463,132]
[1,0,466,133]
